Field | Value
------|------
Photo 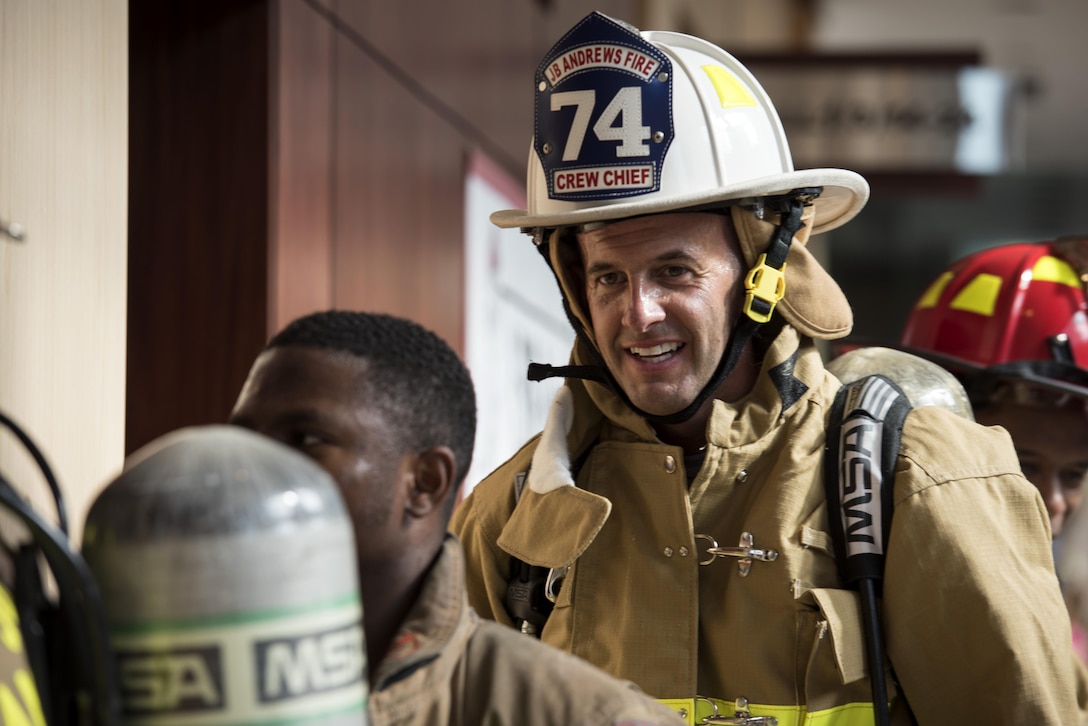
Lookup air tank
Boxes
[82,425,368,725]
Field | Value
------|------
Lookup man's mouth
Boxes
[627,342,682,363]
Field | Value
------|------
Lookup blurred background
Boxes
[3,0,1088,534]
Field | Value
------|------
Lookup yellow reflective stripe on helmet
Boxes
[949,272,1002,316]
[700,65,758,108]
[1032,255,1082,287]
[915,271,954,309]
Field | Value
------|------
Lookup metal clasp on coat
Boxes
[700,697,778,725]
[544,565,568,603]
[695,532,778,577]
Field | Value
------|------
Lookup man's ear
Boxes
[405,446,456,518]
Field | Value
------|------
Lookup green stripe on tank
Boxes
[108,593,361,634]
[132,699,370,726]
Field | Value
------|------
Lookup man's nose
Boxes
[622,281,666,331]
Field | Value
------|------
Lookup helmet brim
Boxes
[893,345,1088,402]
[490,168,868,236]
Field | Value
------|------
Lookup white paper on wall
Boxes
[463,151,573,496]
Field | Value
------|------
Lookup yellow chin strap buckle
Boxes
[743,253,787,324]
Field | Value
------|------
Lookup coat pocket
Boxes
[805,588,867,685]
[795,587,893,714]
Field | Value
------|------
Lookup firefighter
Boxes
[900,237,1088,664]
[229,310,683,726]
[901,236,1088,539]
[450,11,1087,722]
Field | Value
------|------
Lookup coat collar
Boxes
[496,325,825,568]
[373,535,472,691]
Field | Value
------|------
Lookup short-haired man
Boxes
[229,310,682,725]
[450,11,1088,722]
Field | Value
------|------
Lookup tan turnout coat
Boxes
[368,534,683,726]
[451,325,1088,723]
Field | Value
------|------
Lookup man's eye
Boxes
[290,431,325,448]
[596,272,622,286]
[662,265,690,278]
[1061,468,1088,490]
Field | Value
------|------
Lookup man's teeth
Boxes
[629,342,680,360]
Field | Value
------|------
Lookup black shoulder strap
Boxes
[824,374,912,588]
[823,374,913,726]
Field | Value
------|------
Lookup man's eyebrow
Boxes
[654,249,700,265]
[279,409,339,425]
[585,248,698,277]
[231,407,341,428]
[585,260,617,277]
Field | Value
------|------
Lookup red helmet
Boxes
[900,237,1088,399]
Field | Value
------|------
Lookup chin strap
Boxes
[529,190,818,425]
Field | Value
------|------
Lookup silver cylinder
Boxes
[82,425,368,725]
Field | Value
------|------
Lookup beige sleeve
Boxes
[884,432,1085,720]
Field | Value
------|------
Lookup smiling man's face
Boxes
[577,212,746,417]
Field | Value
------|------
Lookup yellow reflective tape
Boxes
[801,701,878,725]
[13,670,44,726]
[916,271,954,309]
[657,697,878,726]
[701,65,757,108]
[1032,255,1082,287]
[0,586,22,654]
[0,676,45,726]
[658,698,696,726]
[949,272,1002,316]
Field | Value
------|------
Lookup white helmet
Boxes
[491,11,868,235]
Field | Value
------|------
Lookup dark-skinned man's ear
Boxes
[404,445,456,518]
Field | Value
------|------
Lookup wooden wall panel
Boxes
[127,0,271,454]
[124,0,645,451]
[334,0,643,179]
[270,0,334,333]
[334,35,465,351]
[325,0,640,354]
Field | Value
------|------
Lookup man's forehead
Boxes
[256,345,367,374]
[575,211,738,259]
[241,347,370,402]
